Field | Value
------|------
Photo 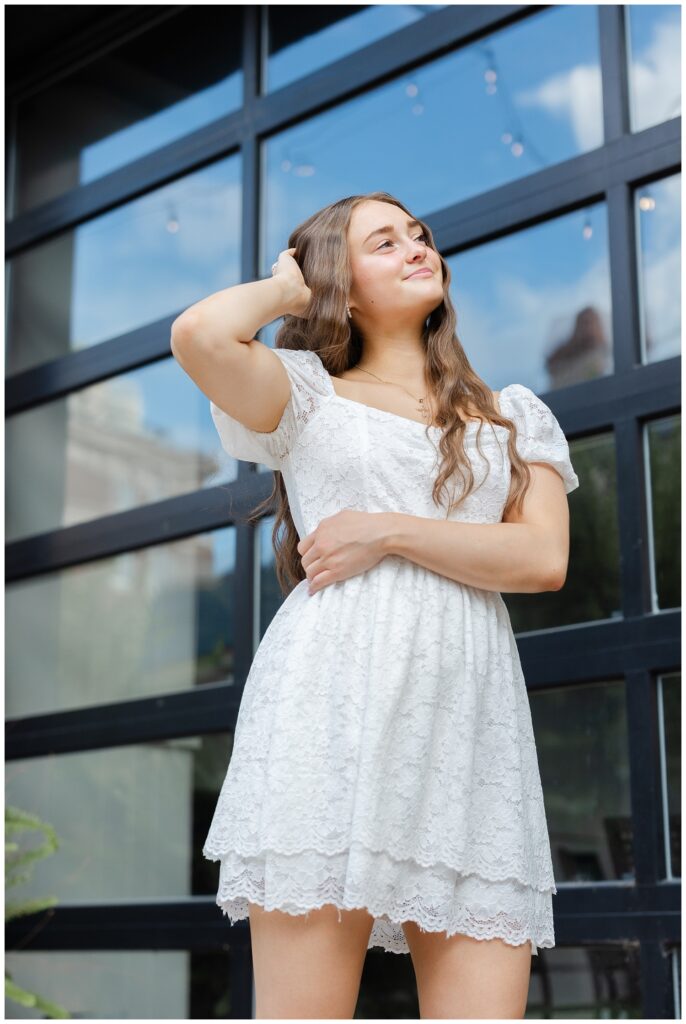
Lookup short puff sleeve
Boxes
[209,347,331,470]
[500,384,579,494]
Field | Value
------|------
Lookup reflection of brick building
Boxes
[546,306,612,388]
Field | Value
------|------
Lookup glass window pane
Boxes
[6,156,241,378]
[626,4,681,133]
[11,8,243,217]
[532,681,633,883]
[6,733,232,904]
[265,5,447,93]
[6,530,237,718]
[4,950,235,1020]
[450,203,613,391]
[527,943,642,1017]
[646,414,680,610]
[504,432,620,631]
[262,5,602,275]
[637,175,681,364]
[6,356,243,545]
[661,671,681,879]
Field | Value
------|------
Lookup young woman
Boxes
[171,191,579,1019]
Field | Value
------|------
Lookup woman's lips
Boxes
[405,268,433,279]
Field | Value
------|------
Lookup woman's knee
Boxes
[248,902,374,1019]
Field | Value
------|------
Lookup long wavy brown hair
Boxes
[246,191,533,596]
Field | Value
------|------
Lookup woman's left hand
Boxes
[297,511,389,594]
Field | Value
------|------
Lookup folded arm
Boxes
[380,462,571,594]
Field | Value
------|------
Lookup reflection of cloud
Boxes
[640,174,681,253]
[515,64,603,151]
[628,10,681,127]
[454,251,612,390]
[72,171,242,346]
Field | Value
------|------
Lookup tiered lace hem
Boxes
[204,842,555,956]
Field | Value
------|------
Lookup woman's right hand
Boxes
[271,247,313,318]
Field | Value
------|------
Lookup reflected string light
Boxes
[166,203,179,233]
[479,42,549,167]
[638,192,656,211]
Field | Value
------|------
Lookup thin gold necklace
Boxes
[353,365,433,420]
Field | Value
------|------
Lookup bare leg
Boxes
[248,901,375,1018]
[402,920,532,1019]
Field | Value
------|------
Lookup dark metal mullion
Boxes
[614,414,653,619]
[5,477,276,583]
[238,2,264,490]
[5,682,244,761]
[226,6,265,702]
[640,940,676,1019]
[598,5,631,144]
[229,946,254,1021]
[606,178,644,378]
[5,880,679,948]
[625,669,665,886]
[6,610,680,758]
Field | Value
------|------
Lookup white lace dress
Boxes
[202,347,580,956]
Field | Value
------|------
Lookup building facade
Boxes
[6,5,681,1018]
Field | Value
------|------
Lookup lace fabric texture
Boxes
[204,347,580,955]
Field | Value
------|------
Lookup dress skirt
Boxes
[202,555,557,956]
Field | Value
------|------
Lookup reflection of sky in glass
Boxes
[450,203,611,393]
[80,75,241,185]
[6,355,239,541]
[67,156,241,349]
[626,4,681,132]
[213,525,236,582]
[636,174,681,364]
[265,5,447,92]
[262,4,602,267]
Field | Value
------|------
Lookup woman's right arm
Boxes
[171,268,309,433]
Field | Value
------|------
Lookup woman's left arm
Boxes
[381,462,571,594]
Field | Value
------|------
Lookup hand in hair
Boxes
[297,510,390,595]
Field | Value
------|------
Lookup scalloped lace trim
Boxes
[206,844,554,957]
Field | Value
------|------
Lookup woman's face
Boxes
[346,200,444,330]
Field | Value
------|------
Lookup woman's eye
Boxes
[378,233,428,250]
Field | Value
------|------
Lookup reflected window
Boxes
[660,672,681,878]
[527,943,642,1017]
[7,156,242,377]
[626,4,681,133]
[265,5,446,93]
[262,5,602,276]
[5,732,233,904]
[4,949,237,1020]
[532,681,633,883]
[11,7,243,216]
[646,414,680,610]
[504,432,620,631]
[636,175,681,364]
[6,357,241,544]
[6,530,237,718]
[449,203,612,391]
